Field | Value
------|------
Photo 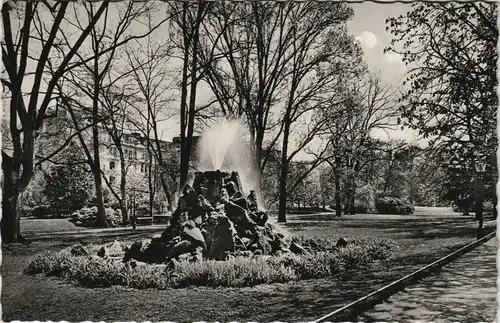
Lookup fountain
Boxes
[121,120,288,264]
[197,119,264,208]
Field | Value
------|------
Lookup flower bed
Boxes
[25,236,398,289]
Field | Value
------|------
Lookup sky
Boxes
[159,3,423,145]
[7,3,423,154]
[347,2,421,144]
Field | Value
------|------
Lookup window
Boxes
[110,175,116,185]
[133,150,137,159]
[109,161,115,170]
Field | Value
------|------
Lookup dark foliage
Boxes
[375,196,414,215]
[43,164,94,216]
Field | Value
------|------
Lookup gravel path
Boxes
[356,237,498,322]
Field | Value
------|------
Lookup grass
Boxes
[2,207,496,322]
[25,236,397,289]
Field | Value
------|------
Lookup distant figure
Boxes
[131,214,137,230]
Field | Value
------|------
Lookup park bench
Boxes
[153,214,170,224]
[135,216,153,226]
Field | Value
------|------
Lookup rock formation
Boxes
[122,170,287,264]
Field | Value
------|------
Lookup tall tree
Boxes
[199,2,294,173]
[124,33,177,211]
[1,1,110,242]
[54,2,166,227]
[387,3,497,223]
[169,2,211,189]
[99,86,133,222]
[344,74,400,214]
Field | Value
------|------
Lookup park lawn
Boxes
[20,217,84,235]
[2,209,495,322]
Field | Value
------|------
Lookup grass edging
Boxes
[314,230,497,322]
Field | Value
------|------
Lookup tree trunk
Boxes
[335,178,342,217]
[178,4,190,190]
[92,62,107,227]
[119,155,128,222]
[383,155,393,195]
[349,180,357,215]
[148,156,154,218]
[179,2,204,190]
[92,164,108,227]
[474,171,484,239]
[1,155,23,243]
[277,115,291,223]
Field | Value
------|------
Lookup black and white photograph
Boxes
[1,1,497,322]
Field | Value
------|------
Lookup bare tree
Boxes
[1,1,111,242]
[168,2,212,189]
[99,85,133,222]
[275,2,363,223]
[53,2,170,227]
[124,35,177,212]
[199,2,298,173]
[342,73,400,214]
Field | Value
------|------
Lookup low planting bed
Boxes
[25,236,397,289]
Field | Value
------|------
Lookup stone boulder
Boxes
[336,237,348,248]
[97,240,125,258]
[225,181,237,196]
[290,241,310,255]
[249,211,268,226]
[168,240,194,260]
[181,222,207,250]
[161,222,180,243]
[197,194,214,211]
[123,239,171,264]
[253,227,273,255]
[205,213,236,260]
[224,201,257,235]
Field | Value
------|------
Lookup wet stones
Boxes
[206,213,236,260]
[336,237,348,248]
[97,240,126,259]
[181,222,207,250]
[290,241,310,255]
[124,170,288,264]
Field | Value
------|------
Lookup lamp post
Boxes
[473,153,486,239]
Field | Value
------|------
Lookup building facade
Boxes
[40,104,178,213]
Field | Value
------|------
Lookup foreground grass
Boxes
[4,210,494,322]
[25,236,397,289]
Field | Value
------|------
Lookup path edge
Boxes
[314,230,497,322]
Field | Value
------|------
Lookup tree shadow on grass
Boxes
[3,229,165,257]
[283,216,491,243]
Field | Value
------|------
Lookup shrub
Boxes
[70,206,122,227]
[355,183,376,213]
[26,236,398,289]
[43,163,94,216]
[30,205,53,219]
[375,196,414,215]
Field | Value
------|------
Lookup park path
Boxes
[356,237,498,322]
